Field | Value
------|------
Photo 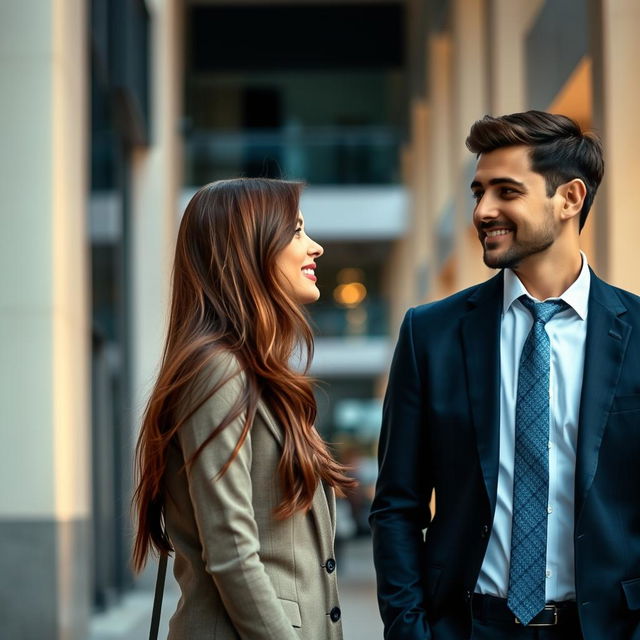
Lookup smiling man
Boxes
[370,111,640,640]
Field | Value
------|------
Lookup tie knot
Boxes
[519,295,568,325]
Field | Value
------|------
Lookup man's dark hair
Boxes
[466,110,604,230]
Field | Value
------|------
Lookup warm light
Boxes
[333,282,367,307]
[337,268,365,284]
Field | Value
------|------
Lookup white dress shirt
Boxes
[475,253,591,602]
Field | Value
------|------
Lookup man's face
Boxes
[471,145,561,270]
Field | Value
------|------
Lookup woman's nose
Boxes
[309,239,323,258]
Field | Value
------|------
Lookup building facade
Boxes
[397,0,640,331]
[1,1,639,638]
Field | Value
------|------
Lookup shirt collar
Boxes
[502,251,591,320]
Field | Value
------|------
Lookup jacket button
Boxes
[329,606,341,622]
[481,524,489,538]
[464,590,472,603]
[325,558,336,573]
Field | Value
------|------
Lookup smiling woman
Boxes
[132,178,355,640]
[275,213,324,304]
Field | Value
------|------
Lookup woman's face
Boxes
[275,212,324,304]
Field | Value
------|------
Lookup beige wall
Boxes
[0,0,89,520]
[0,0,90,636]
[489,0,545,114]
[393,0,640,330]
[591,0,640,293]
[451,0,490,291]
[131,0,184,425]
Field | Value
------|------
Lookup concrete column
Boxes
[428,34,453,224]
[131,0,183,425]
[0,0,90,638]
[385,145,418,335]
[426,33,457,296]
[451,0,491,290]
[408,99,432,304]
[488,0,545,114]
[591,0,640,293]
[129,0,183,592]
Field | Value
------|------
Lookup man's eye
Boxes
[471,192,483,202]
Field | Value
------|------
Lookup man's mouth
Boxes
[485,229,512,238]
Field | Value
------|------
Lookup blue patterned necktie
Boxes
[507,295,568,625]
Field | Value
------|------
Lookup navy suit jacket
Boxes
[370,269,640,640]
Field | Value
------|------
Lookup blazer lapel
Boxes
[575,271,630,521]
[461,272,503,514]
[323,482,336,539]
[304,482,334,563]
[257,402,335,549]
[256,402,284,446]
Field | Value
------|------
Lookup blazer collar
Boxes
[462,271,504,514]
[463,269,631,523]
[257,402,284,445]
[575,269,630,522]
[257,401,336,545]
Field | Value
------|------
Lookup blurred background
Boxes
[2,0,640,638]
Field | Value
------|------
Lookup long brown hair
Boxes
[132,178,355,571]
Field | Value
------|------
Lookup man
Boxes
[370,111,640,640]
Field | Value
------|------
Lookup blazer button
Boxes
[481,524,489,538]
[325,558,336,574]
[329,606,341,622]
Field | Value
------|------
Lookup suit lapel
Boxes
[324,482,336,539]
[461,272,503,514]
[575,271,630,521]
[256,402,284,446]
[310,483,335,557]
[257,401,335,549]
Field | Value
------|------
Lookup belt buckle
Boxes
[515,604,558,627]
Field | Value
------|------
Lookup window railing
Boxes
[309,297,388,338]
[184,126,402,186]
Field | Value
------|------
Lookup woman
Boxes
[132,178,355,639]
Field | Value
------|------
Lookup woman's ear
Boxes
[557,178,587,222]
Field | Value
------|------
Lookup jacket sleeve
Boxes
[177,353,299,640]
[369,308,433,640]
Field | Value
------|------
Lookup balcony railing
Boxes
[184,126,402,186]
[309,298,388,338]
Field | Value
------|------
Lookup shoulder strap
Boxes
[149,553,168,640]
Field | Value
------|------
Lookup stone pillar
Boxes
[451,0,491,289]
[129,0,183,594]
[488,0,545,114]
[0,0,90,638]
[427,33,456,296]
[408,99,432,304]
[591,0,640,293]
[131,0,183,425]
[428,34,453,223]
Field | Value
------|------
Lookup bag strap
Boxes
[149,553,168,640]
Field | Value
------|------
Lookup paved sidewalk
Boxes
[88,537,383,640]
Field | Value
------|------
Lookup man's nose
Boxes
[473,194,499,224]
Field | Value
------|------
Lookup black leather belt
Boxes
[472,594,578,627]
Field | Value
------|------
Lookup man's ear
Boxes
[557,178,587,222]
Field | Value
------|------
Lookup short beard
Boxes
[483,235,554,270]
[481,204,557,270]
